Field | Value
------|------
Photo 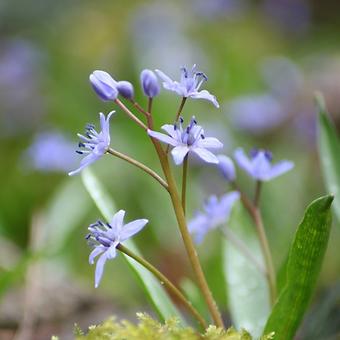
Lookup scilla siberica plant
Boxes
[68,64,333,339]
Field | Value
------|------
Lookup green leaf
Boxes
[316,93,340,223]
[263,195,333,339]
[81,168,185,324]
[223,201,270,338]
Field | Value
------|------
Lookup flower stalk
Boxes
[117,243,207,329]
[181,155,189,215]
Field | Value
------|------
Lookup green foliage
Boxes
[316,93,340,224]
[223,201,270,338]
[263,195,333,339]
[81,169,185,323]
[71,313,275,340]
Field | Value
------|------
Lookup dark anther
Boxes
[264,150,273,161]
[186,126,190,134]
[201,134,205,139]
[174,123,177,130]
[193,119,197,124]
[106,223,112,229]
[180,117,184,123]
[78,142,85,148]
[85,233,91,240]
[76,150,83,154]
[249,148,259,158]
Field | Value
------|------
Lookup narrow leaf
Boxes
[81,168,185,323]
[223,201,270,338]
[316,93,340,223]
[263,195,333,339]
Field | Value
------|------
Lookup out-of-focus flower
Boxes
[87,210,148,287]
[24,131,77,172]
[155,65,219,107]
[217,155,236,181]
[117,80,134,99]
[189,192,240,243]
[140,69,160,98]
[234,148,294,181]
[68,111,114,176]
[260,56,303,99]
[89,70,118,101]
[148,116,223,165]
[228,94,287,135]
[262,0,311,34]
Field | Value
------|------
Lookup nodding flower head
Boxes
[140,69,160,98]
[86,210,148,287]
[155,64,219,107]
[148,116,223,165]
[68,111,114,176]
[234,147,294,181]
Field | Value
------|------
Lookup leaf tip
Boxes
[315,194,334,210]
[314,92,327,114]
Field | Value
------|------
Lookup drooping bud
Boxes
[117,81,134,99]
[89,70,118,101]
[140,69,160,98]
[217,155,236,181]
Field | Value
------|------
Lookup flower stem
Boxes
[148,97,153,115]
[147,123,224,327]
[117,243,208,329]
[181,155,189,215]
[129,99,150,117]
[254,180,262,206]
[175,97,187,122]
[115,98,148,130]
[232,183,277,305]
[107,148,169,191]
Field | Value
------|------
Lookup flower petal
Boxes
[265,160,294,181]
[110,210,125,234]
[120,219,148,241]
[106,242,119,259]
[171,145,189,165]
[89,246,106,264]
[147,129,178,146]
[251,152,272,180]
[234,148,253,175]
[197,137,223,149]
[155,69,174,84]
[190,90,219,108]
[188,213,210,244]
[191,147,219,164]
[219,191,240,217]
[161,124,179,139]
[95,252,108,288]
[68,153,100,176]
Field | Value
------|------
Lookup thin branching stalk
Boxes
[115,98,147,130]
[107,148,169,191]
[117,244,207,329]
[146,114,224,328]
[175,97,187,122]
[181,155,189,215]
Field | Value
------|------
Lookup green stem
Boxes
[181,155,189,215]
[115,98,147,130]
[254,180,262,207]
[253,208,277,305]
[147,124,224,327]
[175,97,187,122]
[117,244,207,329]
[107,148,168,191]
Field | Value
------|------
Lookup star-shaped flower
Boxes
[87,210,148,288]
[188,192,240,244]
[68,111,114,176]
[148,116,223,165]
[155,65,219,108]
[234,147,294,181]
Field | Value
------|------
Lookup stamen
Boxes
[180,117,184,123]
[249,148,259,159]
[201,134,205,139]
[76,150,83,154]
[106,223,112,229]
[85,233,91,240]
[264,150,273,162]
[174,123,177,130]
[78,142,85,148]
[180,67,188,78]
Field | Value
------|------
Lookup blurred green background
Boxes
[0,0,339,339]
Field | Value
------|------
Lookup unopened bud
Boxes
[217,155,236,181]
[140,69,160,98]
[89,70,118,101]
[117,81,134,99]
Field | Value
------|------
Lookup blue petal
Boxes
[196,137,223,149]
[147,129,179,146]
[265,160,294,181]
[120,219,148,242]
[234,148,253,176]
[89,246,106,264]
[95,252,108,288]
[190,90,219,108]
[110,210,125,234]
[251,151,272,180]
[171,145,189,165]
[191,147,219,164]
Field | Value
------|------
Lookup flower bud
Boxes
[217,155,236,181]
[117,81,134,99]
[140,69,160,98]
[89,70,118,101]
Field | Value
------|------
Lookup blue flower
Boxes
[148,116,223,165]
[217,155,236,182]
[189,192,240,243]
[68,111,114,176]
[87,210,148,288]
[89,70,118,101]
[234,147,294,181]
[140,69,160,98]
[155,65,219,107]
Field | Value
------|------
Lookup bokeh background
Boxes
[0,0,339,339]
